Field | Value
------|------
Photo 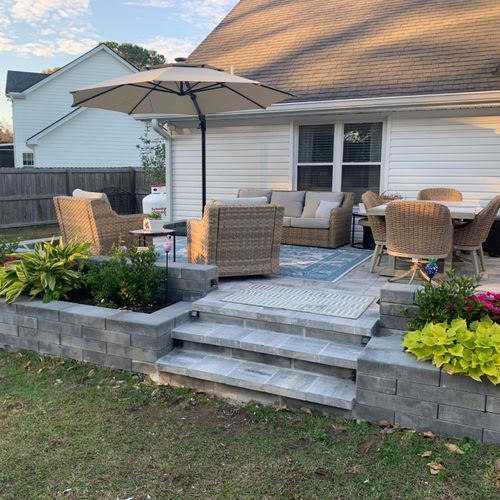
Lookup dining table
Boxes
[366,200,482,276]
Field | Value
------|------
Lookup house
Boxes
[5,44,146,168]
[154,0,500,221]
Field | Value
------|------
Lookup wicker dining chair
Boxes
[385,201,453,283]
[453,195,500,274]
[417,188,463,201]
[361,191,386,272]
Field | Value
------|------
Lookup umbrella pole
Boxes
[200,114,207,211]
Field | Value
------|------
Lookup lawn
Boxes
[0,224,59,242]
[0,350,499,499]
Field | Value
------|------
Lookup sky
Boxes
[0,0,239,127]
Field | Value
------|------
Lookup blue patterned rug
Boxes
[156,238,372,282]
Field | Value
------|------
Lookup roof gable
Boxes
[188,0,500,102]
[6,44,138,97]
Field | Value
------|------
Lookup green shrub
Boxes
[0,240,91,303]
[407,271,482,330]
[403,317,500,384]
[0,236,20,264]
[85,245,162,310]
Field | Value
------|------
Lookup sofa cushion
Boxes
[238,188,272,202]
[290,217,330,229]
[271,191,305,217]
[302,191,344,218]
[72,188,109,204]
[213,196,268,206]
[315,200,342,218]
[282,217,292,227]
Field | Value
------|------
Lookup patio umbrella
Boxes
[70,59,294,209]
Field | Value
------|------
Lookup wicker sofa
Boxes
[53,195,143,255]
[187,204,284,277]
[237,189,354,248]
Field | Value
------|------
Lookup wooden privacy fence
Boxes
[0,167,148,228]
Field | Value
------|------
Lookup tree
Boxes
[137,123,166,186]
[42,67,60,74]
[0,121,13,143]
[102,42,166,69]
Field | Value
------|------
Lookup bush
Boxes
[0,236,20,265]
[0,240,90,303]
[85,245,163,311]
[403,317,500,384]
[407,271,482,330]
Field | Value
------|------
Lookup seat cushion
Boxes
[72,188,109,204]
[270,191,305,217]
[302,191,344,218]
[282,216,292,227]
[290,217,330,229]
[238,188,272,202]
[315,200,342,218]
[213,196,268,206]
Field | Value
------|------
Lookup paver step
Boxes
[172,321,363,370]
[156,348,356,410]
[191,297,377,344]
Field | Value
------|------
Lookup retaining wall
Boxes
[355,283,500,444]
[0,262,217,374]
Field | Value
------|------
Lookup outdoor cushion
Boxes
[290,217,330,229]
[213,196,268,206]
[270,191,305,217]
[315,200,342,218]
[282,217,292,227]
[238,188,272,202]
[72,188,109,204]
[302,191,344,218]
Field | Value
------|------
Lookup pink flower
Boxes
[162,238,172,253]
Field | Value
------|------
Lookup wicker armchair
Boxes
[187,204,284,277]
[417,188,463,201]
[53,196,144,255]
[362,191,386,272]
[281,192,354,248]
[453,195,500,274]
[386,201,453,283]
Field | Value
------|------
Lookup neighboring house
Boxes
[5,44,146,168]
[155,0,500,221]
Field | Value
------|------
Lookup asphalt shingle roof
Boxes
[5,70,48,94]
[188,0,500,102]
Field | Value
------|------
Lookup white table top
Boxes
[367,200,480,220]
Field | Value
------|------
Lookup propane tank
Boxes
[142,185,167,224]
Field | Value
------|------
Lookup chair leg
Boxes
[370,244,381,273]
[376,245,384,265]
[471,250,481,275]
[479,246,486,272]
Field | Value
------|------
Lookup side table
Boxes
[129,228,177,261]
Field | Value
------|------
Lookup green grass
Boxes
[0,350,499,499]
[0,224,59,241]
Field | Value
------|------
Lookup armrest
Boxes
[187,218,212,264]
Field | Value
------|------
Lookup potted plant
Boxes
[143,211,164,232]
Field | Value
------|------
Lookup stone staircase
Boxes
[155,289,379,416]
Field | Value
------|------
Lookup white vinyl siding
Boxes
[171,121,292,220]
[386,111,500,202]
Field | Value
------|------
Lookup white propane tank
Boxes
[142,185,167,222]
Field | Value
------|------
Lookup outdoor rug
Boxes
[222,283,375,319]
[156,238,372,283]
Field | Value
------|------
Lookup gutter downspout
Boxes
[151,119,173,222]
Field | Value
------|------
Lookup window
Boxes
[296,122,383,200]
[341,122,383,203]
[22,152,34,166]
[297,125,334,191]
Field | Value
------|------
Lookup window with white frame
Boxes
[297,121,383,202]
[22,152,34,166]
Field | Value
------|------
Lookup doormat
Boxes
[222,283,375,319]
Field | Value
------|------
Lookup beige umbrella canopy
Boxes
[71,59,293,208]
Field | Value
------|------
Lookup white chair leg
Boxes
[376,245,384,265]
[472,250,481,275]
[479,246,486,272]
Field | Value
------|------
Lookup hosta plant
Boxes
[403,317,500,384]
[0,239,91,303]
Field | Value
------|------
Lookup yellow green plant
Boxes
[403,317,500,384]
[0,239,90,303]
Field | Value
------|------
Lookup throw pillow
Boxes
[315,200,341,218]
[72,188,109,204]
